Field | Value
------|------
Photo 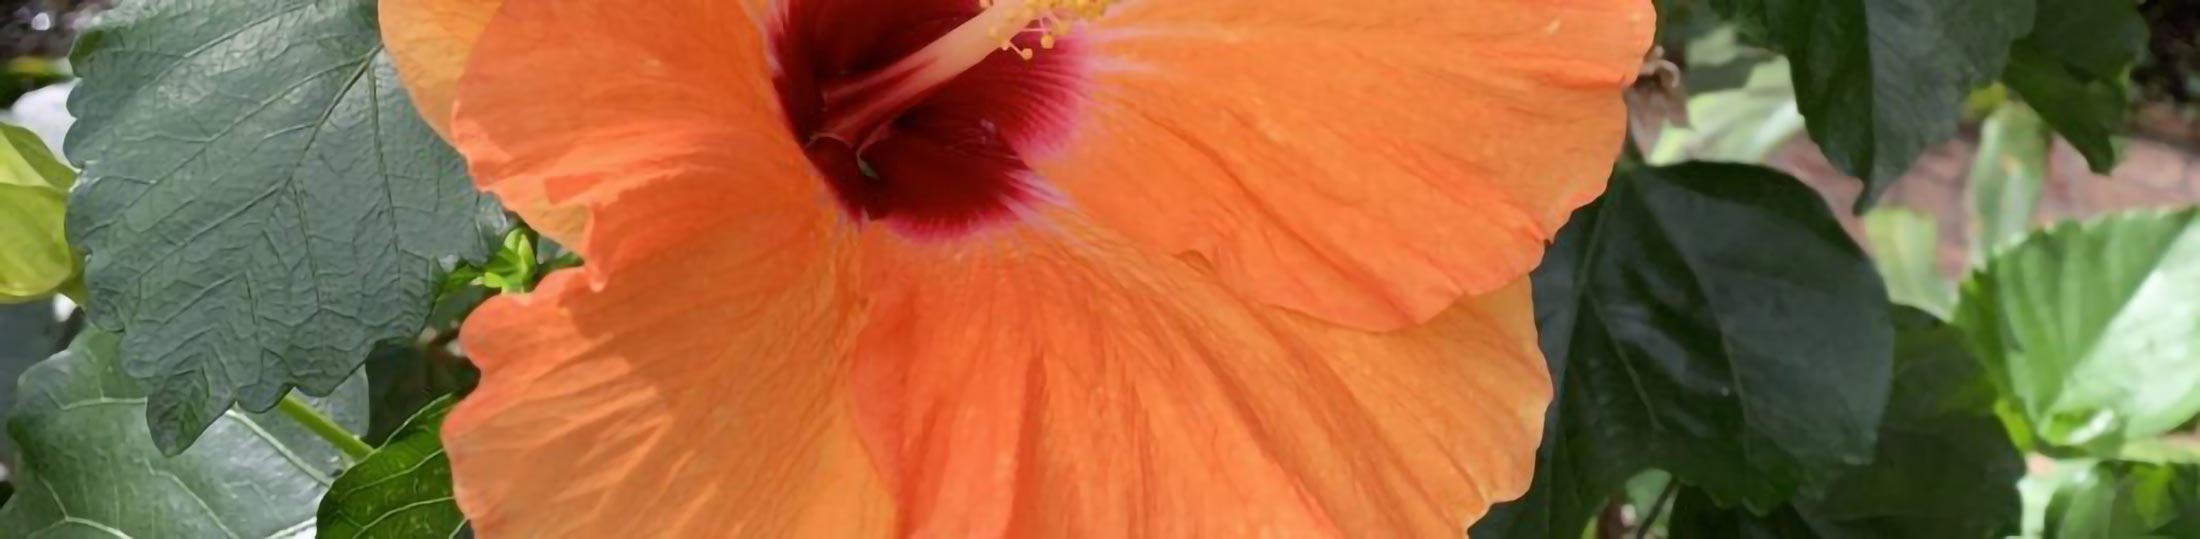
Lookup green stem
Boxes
[277,393,374,460]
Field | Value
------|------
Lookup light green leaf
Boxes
[318,396,464,539]
[1621,469,1676,536]
[2117,437,2200,466]
[1712,0,2033,209]
[1861,208,1954,319]
[0,124,68,191]
[477,230,539,294]
[1648,59,1804,166]
[1957,209,2200,453]
[2032,460,2200,538]
[2001,0,2146,172]
[0,330,367,537]
[0,123,75,303]
[1671,23,1785,95]
[1476,163,1894,538]
[1966,103,2049,264]
[64,0,506,453]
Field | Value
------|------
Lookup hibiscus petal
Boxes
[853,216,1548,536]
[444,0,823,272]
[450,221,890,536]
[1034,0,1654,330]
[443,2,891,533]
[437,0,1572,535]
[379,0,497,138]
[381,0,594,241]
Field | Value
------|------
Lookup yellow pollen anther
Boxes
[984,0,1115,60]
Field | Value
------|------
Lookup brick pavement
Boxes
[1771,122,2200,278]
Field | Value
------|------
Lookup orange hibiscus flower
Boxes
[383,0,1651,535]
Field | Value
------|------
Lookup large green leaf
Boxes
[1663,309,2024,538]
[0,123,75,303]
[2001,0,2146,172]
[1957,209,2200,453]
[319,396,464,539]
[1798,309,2020,535]
[0,330,367,537]
[1474,163,1894,538]
[1965,103,2048,265]
[64,0,506,453]
[1712,0,2032,209]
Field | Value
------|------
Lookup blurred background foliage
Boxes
[0,0,2193,537]
[1478,0,2200,537]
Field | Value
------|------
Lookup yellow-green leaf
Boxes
[1863,208,1955,319]
[0,123,74,302]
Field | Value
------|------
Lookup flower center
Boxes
[772,0,1100,238]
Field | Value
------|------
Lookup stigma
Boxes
[772,0,1095,238]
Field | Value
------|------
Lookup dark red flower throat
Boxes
[770,0,1087,238]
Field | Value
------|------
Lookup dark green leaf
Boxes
[1668,487,1820,538]
[1956,209,2200,453]
[1792,309,2022,536]
[0,302,64,469]
[2001,0,2147,172]
[0,330,367,537]
[1474,163,1894,538]
[319,396,464,539]
[1652,310,2024,538]
[1712,0,2032,209]
[362,342,475,445]
[64,0,506,453]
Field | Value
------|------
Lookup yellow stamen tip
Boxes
[982,0,1116,59]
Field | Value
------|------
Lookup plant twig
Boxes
[276,393,374,460]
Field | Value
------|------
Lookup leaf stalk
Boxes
[277,393,374,460]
